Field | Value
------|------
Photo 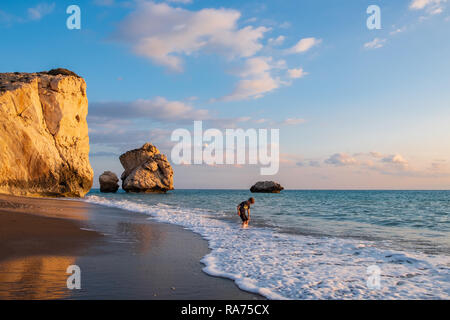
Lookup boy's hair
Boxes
[248,197,255,204]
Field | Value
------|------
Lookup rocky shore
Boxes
[119,143,174,193]
[0,69,93,197]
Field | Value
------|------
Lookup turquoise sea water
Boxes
[85,190,450,299]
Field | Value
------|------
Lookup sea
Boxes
[84,189,450,299]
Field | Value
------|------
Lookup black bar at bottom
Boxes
[0,300,447,319]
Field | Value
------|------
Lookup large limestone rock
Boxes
[250,181,284,193]
[99,171,119,193]
[0,69,93,197]
[120,143,174,193]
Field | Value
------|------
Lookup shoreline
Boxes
[0,193,263,300]
[84,190,450,300]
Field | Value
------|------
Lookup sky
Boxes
[1,0,450,189]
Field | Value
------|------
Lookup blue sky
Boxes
[1,0,450,189]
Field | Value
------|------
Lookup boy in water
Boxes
[237,198,255,228]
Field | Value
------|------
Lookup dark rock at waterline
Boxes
[250,181,284,193]
[99,171,119,193]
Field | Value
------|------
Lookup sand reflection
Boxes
[117,222,166,254]
[0,256,76,300]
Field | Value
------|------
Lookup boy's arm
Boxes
[247,209,251,220]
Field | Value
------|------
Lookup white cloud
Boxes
[245,17,258,23]
[90,97,210,123]
[283,151,447,180]
[234,56,285,77]
[364,38,386,49]
[220,57,309,101]
[221,72,280,101]
[113,2,312,102]
[166,0,193,4]
[279,21,291,29]
[390,26,407,35]
[430,7,444,14]
[382,154,409,166]
[411,0,432,9]
[268,35,285,46]
[287,68,307,79]
[235,56,273,78]
[220,56,288,101]
[0,10,21,26]
[337,152,410,172]
[325,153,357,166]
[409,0,447,15]
[94,0,115,6]
[89,97,265,132]
[353,152,408,167]
[93,0,133,7]
[430,160,447,171]
[410,0,446,10]
[282,118,306,125]
[369,151,384,158]
[296,159,321,167]
[1,3,55,26]
[27,3,55,21]
[286,37,322,54]
[114,1,269,71]
[254,118,268,124]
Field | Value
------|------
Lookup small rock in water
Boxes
[99,171,119,193]
[250,181,284,193]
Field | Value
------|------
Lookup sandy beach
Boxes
[0,194,262,300]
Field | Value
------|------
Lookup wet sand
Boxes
[0,195,100,263]
[0,194,262,300]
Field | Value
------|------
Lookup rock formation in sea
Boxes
[250,181,284,193]
[99,171,119,193]
[0,69,93,197]
[119,143,174,193]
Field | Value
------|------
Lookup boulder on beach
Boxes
[119,143,174,193]
[250,181,284,193]
[0,69,93,197]
[99,171,119,193]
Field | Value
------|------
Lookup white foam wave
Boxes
[84,195,450,300]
